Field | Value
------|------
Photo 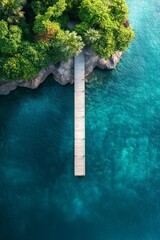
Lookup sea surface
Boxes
[0,0,160,239]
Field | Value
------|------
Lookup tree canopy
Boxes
[0,0,134,81]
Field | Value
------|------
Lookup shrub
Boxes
[49,30,84,62]
[0,0,134,81]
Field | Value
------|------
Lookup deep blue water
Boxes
[0,0,160,239]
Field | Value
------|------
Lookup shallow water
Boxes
[0,0,160,239]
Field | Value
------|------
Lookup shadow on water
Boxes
[0,75,75,240]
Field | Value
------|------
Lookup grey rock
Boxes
[0,49,122,95]
[53,58,74,85]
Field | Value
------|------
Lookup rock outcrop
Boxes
[0,48,122,95]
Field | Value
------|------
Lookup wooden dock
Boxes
[74,52,85,176]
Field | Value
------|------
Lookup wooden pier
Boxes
[74,52,85,176]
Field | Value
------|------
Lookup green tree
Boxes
[78,0,134,58]
[0,20,8,37]
[49,30,84,62]
[20,41,49,70]
[0,22,22,54]
[3,55,37,80]
[0,0,26,24]
[34,15,60,36]
[0,0,134,81]
[109,0,128,22]
[116,26,135,51]
[84,28,100,44]
[45,0,67,19]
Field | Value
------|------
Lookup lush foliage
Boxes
[0,0,134,81]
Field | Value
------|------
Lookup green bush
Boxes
[0,0,134,81]
[49,30,84,62]
[78,0,134,58]
[2,55,37,80]
[0,0,26,24]
[0,22,22,55]
[84,28,100,45]
[34,15,60,36]
[0,20,8,37]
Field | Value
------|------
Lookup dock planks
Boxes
[74,52,85,176]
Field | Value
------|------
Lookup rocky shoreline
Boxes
[0,48,122,95]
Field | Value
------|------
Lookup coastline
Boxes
[0,48,122,95]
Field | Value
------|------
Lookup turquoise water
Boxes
[0,0,160,239]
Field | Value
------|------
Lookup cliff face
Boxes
[0,48,122,95]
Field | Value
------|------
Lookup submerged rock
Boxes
[0,49,122,95]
